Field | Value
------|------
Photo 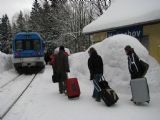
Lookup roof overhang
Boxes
[84,19,160,35]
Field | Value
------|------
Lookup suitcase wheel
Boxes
[146,101,150,104]
[134,101,150,105]
[134,102,141,105]
[134,102,137,105]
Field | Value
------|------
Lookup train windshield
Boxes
[15,39,40,51]
[16,41,23,51]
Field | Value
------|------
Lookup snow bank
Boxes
[69,34,160,93]
[0,51,14,73]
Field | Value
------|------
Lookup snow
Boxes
[0,74,35,117]
[83,0,160,34]
[0,34,160,120]
[2,66,160,120]
[0,51,13,73]
[0,51,17,87]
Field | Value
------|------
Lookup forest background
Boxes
[0,0,110,54]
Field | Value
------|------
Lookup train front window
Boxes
[33,40,40,50]
[23,40,40,50]
[15,41,23,51]
[15,40,40,51]
[25,40,31,50]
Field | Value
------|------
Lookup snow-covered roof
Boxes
[83,0,160,34]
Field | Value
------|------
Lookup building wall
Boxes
[90,32,107,43]
[144,23,160,63]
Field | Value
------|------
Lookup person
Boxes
[88,47,103,102]
[49,50,58,74]
[54,46,70,94]
[124,45,143,79]
[45,50,52,65]
[124,45,145,101]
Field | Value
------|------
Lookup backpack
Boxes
[139,60,149,77]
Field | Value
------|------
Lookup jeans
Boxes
[93,74,102,101]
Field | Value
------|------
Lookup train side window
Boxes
[16,41,23,51]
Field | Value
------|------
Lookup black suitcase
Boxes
[99,77,119,106]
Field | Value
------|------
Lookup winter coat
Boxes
[54,51,70,82]
[49,54,56,65]
[127,52,143,79]
[88,53,103,80]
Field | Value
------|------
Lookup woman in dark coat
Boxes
[124,45,143,79]
[88,47,103,102]
[54,46,70,94]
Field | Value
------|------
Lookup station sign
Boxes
[107,25,143,38]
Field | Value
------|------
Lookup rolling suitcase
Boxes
[98,76,119,106]
[66,78,80,98]
[130,77,150,104]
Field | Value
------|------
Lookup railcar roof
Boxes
[14,32,43,40]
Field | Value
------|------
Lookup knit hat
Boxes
[59,46,65,51]
[124,45,132,51]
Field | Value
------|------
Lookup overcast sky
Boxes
[0,0,34,21]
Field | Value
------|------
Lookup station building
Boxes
[83,0,160,63]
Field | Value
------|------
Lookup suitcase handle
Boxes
[67,72,72,78]
[100,75,106,82]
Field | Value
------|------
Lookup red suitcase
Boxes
[66,78,80,98]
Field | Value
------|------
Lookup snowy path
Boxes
[0,74,36,118]
[2,66,160,120]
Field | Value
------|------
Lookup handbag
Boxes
[52,74,58,83]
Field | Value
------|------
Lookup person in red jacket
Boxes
[49,50,58,74]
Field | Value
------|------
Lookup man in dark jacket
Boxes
[88,47,103,102]
[54,46,70,94]
[124,45,143,79]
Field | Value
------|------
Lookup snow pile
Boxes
[0,51,14,73]
[69,34,160,93]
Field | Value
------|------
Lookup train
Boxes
[12,32,45,73]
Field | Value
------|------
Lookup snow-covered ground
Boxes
[2,65,160,120]
[0,34,160,120]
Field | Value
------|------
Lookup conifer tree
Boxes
[29,0,42,32]
[0,14,12,53]
[16,11,26,32]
